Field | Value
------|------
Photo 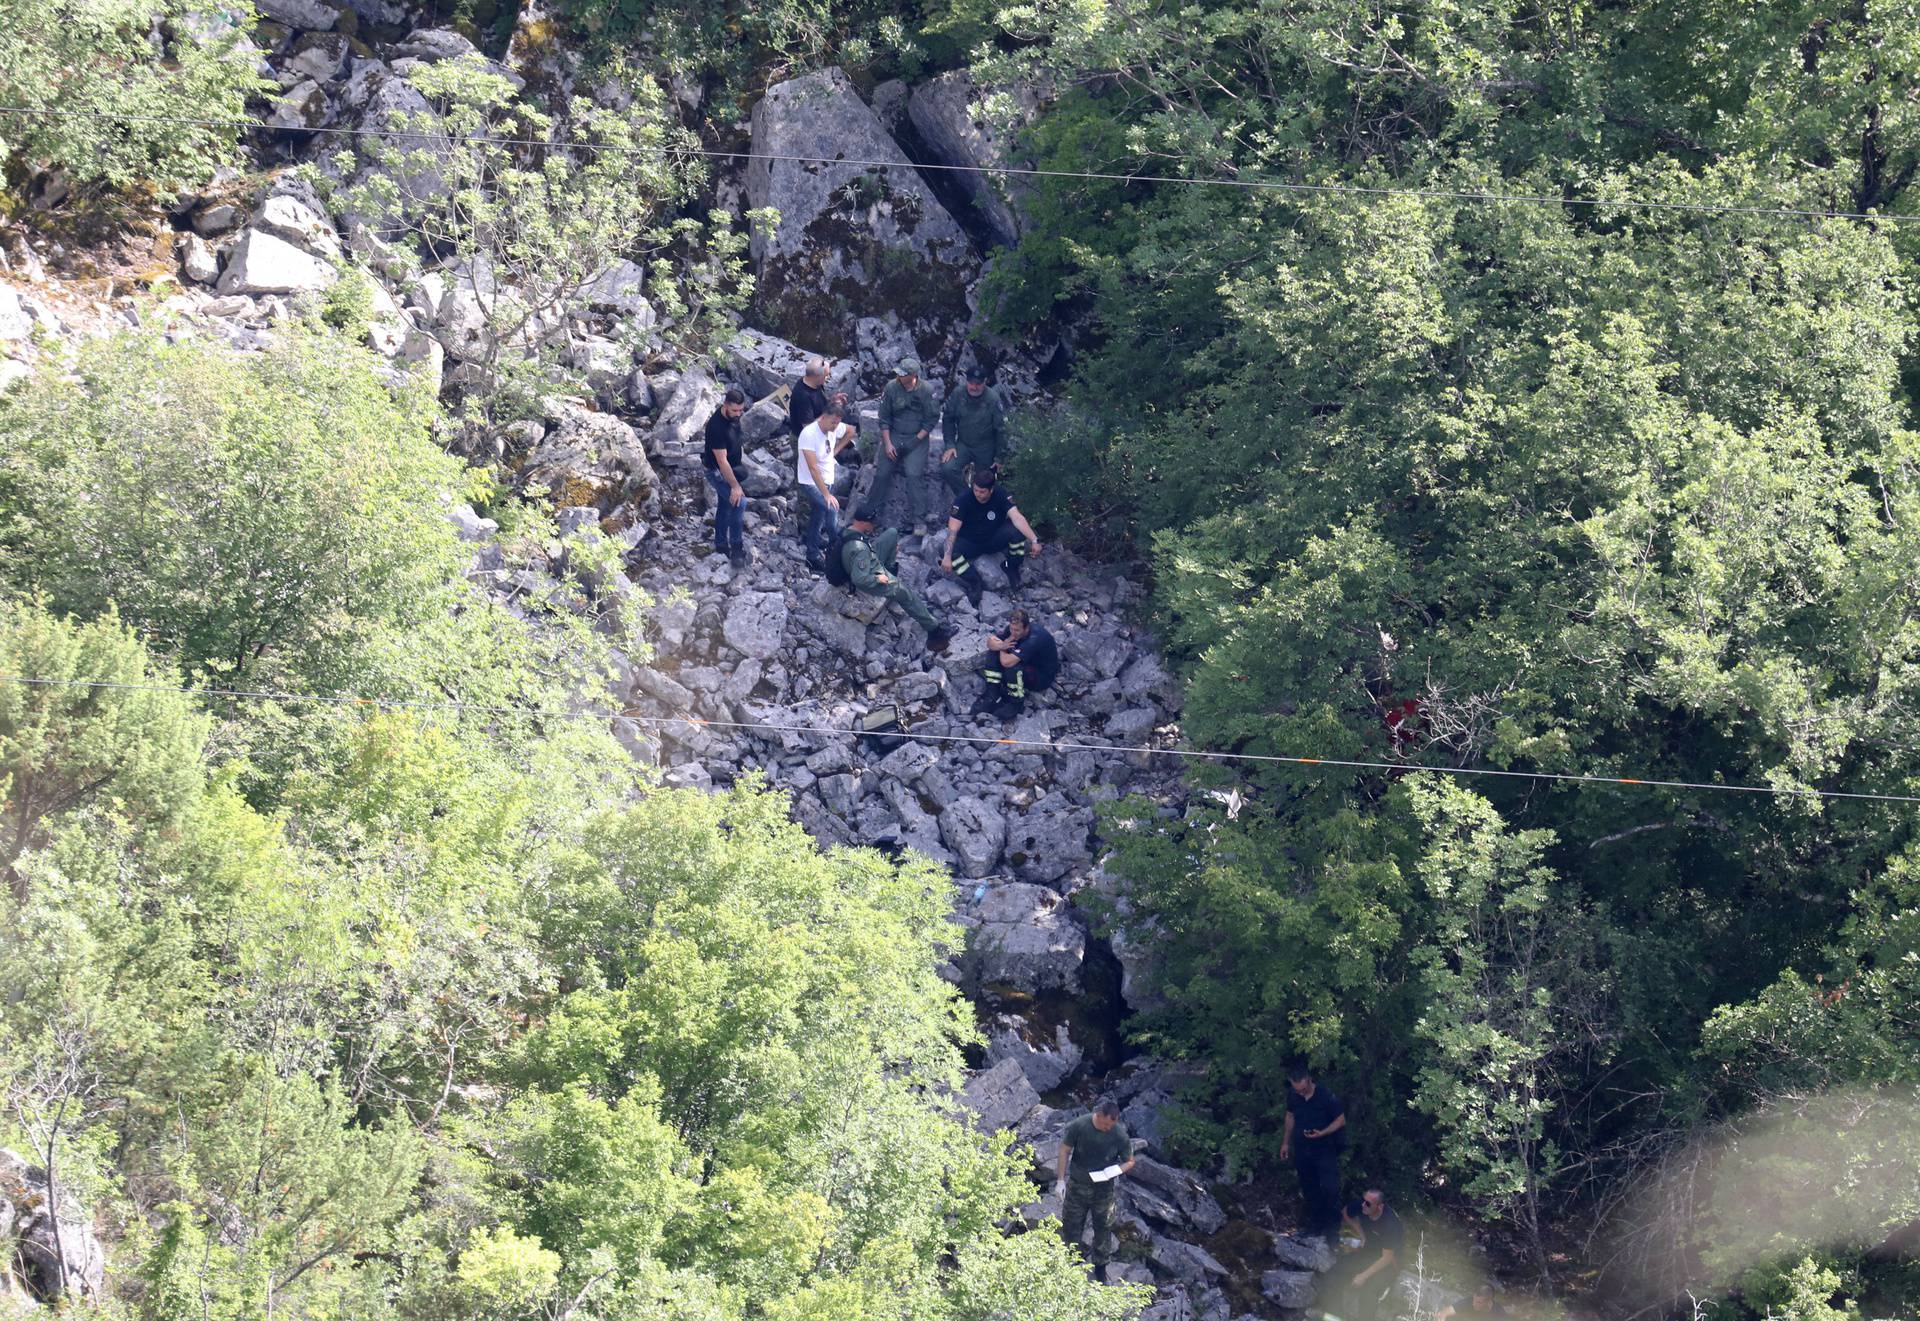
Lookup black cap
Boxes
[852,506,880,523]
[965,363,989,383]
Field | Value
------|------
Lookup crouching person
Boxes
[971,607,1058,720]
[941,468,1041,608]
[834,507,955,654]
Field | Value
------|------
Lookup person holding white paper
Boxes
[1055,1097,1135,1267]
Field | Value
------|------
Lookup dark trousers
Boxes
[1323,1252,1395,1321]
[982,653,1053,711]
[705,468,745,551]
[951,522,1028,589]
[1295,1150,1342,1242]
[801,484,837,562]
[1060,1179,1116,1261]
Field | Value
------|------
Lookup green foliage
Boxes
[0,571,1132,1319]
[0,330,457,684]
[0,0,265,197]
[986,0,1920,1301]
[0,603,207,886]
[335,55,759,420]
[551,0,931,111]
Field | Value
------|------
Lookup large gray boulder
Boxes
[1005,800,1095,886]
[962,1058,1041,1133]
[959,880,1085,992]
[724,328,853,400]
[523,401,656,512]
[0,1149,106,1303]
[906,71,1050,249]
[256,0,337,30]
[0,287,30,341]
[723,591,790,661]
[939,795,1006,878]
[985,1014,1083,1092]
[216,229,336,294]
[1125,1156,1228,1236]
[1262,1269,1318,1310]
[745,69,977,358]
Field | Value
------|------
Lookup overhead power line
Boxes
[0,102,1911,226]
[5,674,1918,807]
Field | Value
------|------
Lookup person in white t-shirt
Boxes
[796,396,857,569]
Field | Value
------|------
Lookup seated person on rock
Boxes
[835,506,954,653]
[1055,1096,1136,1269]
[940,468,1041,609]
[1320,1189,1403,1321]
[970,606,1058,720]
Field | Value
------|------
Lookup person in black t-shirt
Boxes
[702,387,749,566]
[940,469,1041,608]
[1281,1062,1347,1244]
[971,607,1059,720]
[788,358,831,440]
[1324,1189,1403,1321]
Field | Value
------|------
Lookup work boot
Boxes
[961,575,983,610]
[729,547,750,569]
[969,688,1001,717]
[926,625,955,654]
[1004,557,1024,591]
[990,695,1025,722]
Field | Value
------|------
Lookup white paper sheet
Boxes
[1089,1164,1124,1183]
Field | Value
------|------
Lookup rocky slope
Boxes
[0,14,1424,1317]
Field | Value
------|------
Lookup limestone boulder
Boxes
[745,69,977,359]
[1262,1269,1317,1310]
[524,401,656,512]
[962,1058,1041,1133]
[216,229,336,294]
[723,591,790,661]
[939,795,1006,878]
[958,880,1085,993]
[906,70,1051,249]
[724,328,853,400]
[256,0,336,30]
[0,1149,106,1303]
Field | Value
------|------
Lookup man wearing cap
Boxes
[939,364,1008,500]
[942,468,1042,609]
[869,357,940,530]
[838,507,954,653]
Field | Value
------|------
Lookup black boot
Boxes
[960,570,984,609]
[1004,556,1024,591]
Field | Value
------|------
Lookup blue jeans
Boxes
[801,484,838,561]
[705,467,744,551]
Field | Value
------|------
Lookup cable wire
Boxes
[0,102,1910,226]
[6,673,1917,806]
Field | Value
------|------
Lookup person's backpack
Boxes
[855,703,908,756]
[823,528,858,588]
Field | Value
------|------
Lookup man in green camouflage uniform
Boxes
[939,363,1008,499]
[868,357,941,530]
[838,507,954,653]
[1055,1096,1136,1268]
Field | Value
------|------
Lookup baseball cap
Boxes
[965,363,988,383]
[896,357,921,376]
